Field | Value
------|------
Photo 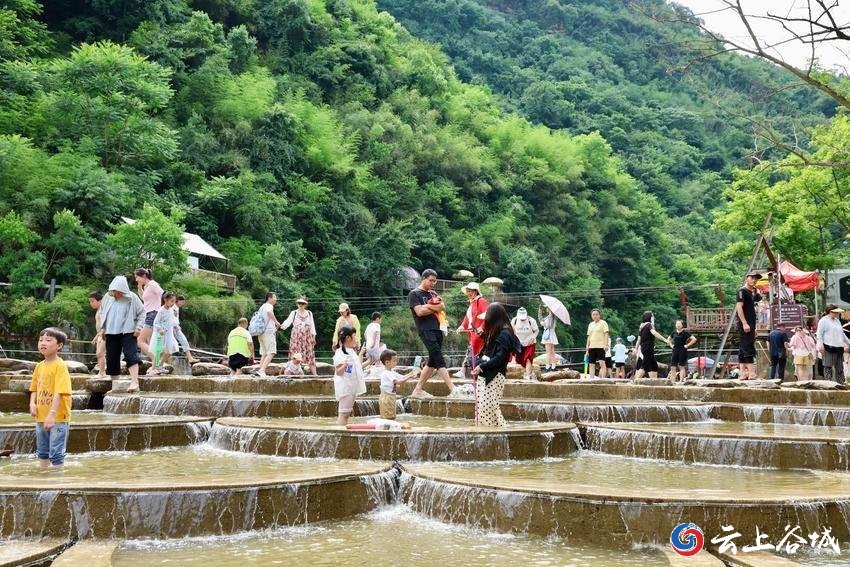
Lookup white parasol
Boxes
[539,295,571,325]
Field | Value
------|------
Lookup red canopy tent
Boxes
[778,260,820,292]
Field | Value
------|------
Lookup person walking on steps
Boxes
[279,297,317,375]
[585,309,610,379]
[333,327,366,425]
[511,307,539,380]
[736,272,762,380]
[88,292,106,378]
[457,282,488,379]
[256,292,281,378]
[668,319,696,382]
[817,305,850,385]
[133,268,163,363]
[409,269,454,398]
[148,291,179,375]
[633,311,671,380]
[98,276,146,393]
[172,295,200,364]
[768,322,790,381]
[363,311,385,366]
[789,325,817,382]
[332,303,361,351]
[471,303,520,427]
[539,305,558,370]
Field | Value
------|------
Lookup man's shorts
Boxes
[738,325,755,363]
[258,331,277,356]
[418,329,446,369]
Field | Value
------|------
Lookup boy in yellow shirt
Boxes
[28,328,72,467]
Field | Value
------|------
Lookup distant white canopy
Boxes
[482,277,504,285]
[121,217,227,260]
[453,269,474,279]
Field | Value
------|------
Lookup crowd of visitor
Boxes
[77,265,850,432]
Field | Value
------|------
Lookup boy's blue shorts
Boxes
[35,422,69,465]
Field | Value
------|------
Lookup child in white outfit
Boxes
[378,349,418,419]
[282,353,305,376]
[149,292,179,375]
[333,327,366,425]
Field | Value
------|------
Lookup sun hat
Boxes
[292,352,303,362]
[296,297,308,305]
[462,282,480,292]
[338,302,350,314]
[516,307,528,320]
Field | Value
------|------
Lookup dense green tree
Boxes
[106,204,188,282]
[0,0,838,351]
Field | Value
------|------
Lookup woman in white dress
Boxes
[539,305,558,370]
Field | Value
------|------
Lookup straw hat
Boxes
[462,282,480,292]
[338,302,350,314]
[296,297,308,305]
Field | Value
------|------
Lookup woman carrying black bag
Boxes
[472,303,520,427]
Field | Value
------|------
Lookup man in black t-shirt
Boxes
[409,269,455,397]
[735,271,763,379]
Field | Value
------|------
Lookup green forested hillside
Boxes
[377,0,833,212]
[0,0,834,352]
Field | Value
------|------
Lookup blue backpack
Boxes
[248,308,267,336]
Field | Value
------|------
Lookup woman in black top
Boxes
[668,319,697,382]
[633,311,672,380]
[472,303,519,427]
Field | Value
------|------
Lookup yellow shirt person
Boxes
[29,328,72,467]
[29,359,72,423]
[586,319,610,349]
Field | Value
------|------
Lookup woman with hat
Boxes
[457,282,489,376]
[816,304,850,384]
[332,302,361,351]
[280,297,317,375]
[511,307,539,379]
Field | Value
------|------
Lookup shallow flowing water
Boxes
[0,445,385,489]
[236,415,548,431]
[602,421,850,440]
[0,411,202,427]
[111,505,667,566]
[408,453,850,501]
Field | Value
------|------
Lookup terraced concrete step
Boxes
[401,455,850,546]
[0,447,395,539]
[131,376,850,406]
[210,416,579,461]
[581,421,850,470]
